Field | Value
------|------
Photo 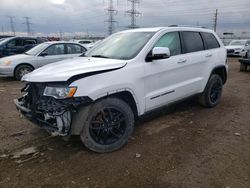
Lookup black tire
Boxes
[240,63,247,72]
[199,74,223,108]
[14,64,34,80]
[78,97,134,153]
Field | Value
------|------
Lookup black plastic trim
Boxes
[67,63,127,84]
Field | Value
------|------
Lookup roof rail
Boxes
[168,25,207,29]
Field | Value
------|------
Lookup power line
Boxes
[23,17,33,36]
[213,9,218,32]
[126,0,141,29]
[7,16,15,36]
[104,0,118,36]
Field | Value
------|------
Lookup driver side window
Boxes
[43,44,65,56]
[154,32,181,56]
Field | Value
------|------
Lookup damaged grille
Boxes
[20,82,92,136]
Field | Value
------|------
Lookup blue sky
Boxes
[0,0,249,36]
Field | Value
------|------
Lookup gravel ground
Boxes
[0,57,250,188]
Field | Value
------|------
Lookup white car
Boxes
[15,26,228,152]
[70,39,96,49]
[225,39,250,57]
[0,41,87,80]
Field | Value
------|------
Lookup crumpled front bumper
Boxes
[14,83,93,136]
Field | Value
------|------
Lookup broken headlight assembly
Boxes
[43,86,77,99]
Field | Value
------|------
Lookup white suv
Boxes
[14,27,228,153]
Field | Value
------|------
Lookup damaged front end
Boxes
[14,83,92,136]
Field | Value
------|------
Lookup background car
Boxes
[0,36,45,58]
[225,39,250,57]
[0,41,87,80]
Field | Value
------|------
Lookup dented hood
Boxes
[22,57,127,83]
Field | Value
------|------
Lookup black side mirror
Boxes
[40,52,48,56]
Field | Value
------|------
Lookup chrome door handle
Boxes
[205,53,212,57]
[177,59,187,63]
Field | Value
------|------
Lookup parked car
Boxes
[0,41,87,80]
[15,26,228,152]
[225,39,250,57]
[0,37,45,58]
[71,39,96,49]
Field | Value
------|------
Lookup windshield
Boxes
[85,32,155,60]
[25,43,50,56]
[229,40,246,46]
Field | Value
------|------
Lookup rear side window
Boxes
[181,31,204,53]
[67,44,86,54]
[201,32,220,49]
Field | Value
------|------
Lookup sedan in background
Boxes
[225,39,250,57]
[0,41,87,80]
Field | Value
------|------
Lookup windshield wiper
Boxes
[91,55,109,58]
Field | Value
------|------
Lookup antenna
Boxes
[23,17,33,36]
[104,0,118,36]
[126,0,141,29]
[7,16,15,36]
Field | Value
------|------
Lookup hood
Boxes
[225,45,244,50]
[0,54,33,64]
[22,57,127,83]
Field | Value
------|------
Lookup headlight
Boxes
[2,60,12,66]
[235,48,242,51]
[43,86,77,99]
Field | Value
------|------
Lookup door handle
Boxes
[205,53,212,57]
[177,59,187,64]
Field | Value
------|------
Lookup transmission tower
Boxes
[105,0,117,36]
[23,17,33,36]
[7,16,15,35]
[213,9,218,32]
[126,0,141,29]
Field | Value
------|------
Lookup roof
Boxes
[120,26,214,33]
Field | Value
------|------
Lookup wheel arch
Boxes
[94,90,139,118]
[13,63,35,75]
[210,65,227,84]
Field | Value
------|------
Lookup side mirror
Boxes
[245,43,249,46]
[40,52,48,56]
[146,47,170,62]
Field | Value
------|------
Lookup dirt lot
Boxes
[0,58,250,188]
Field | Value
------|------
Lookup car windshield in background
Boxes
[25,43,50,56]
[229,40,246,46]
[85,32,155,60]
[0,37,13,45]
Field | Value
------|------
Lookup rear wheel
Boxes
[199,74,223,108]
[14,64,34,80]
[79,98,134,153]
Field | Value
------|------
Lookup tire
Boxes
[14,64,34,80]
[240,63,247,72]
[78,97,134,153]
[199,74,223,108]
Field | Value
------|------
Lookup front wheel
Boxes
[78,98,134,153]
[14,64,34,80]
[199,74,223,108]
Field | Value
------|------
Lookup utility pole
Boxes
[23,17,33,36]
[213,9,218,32]
[126,0,141,29]
[7,16,15,36]
[105,0,117,36]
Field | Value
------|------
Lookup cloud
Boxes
[0,0,249,36]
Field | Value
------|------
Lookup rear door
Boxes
[65,43,87,58]
[36,43,66,67]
